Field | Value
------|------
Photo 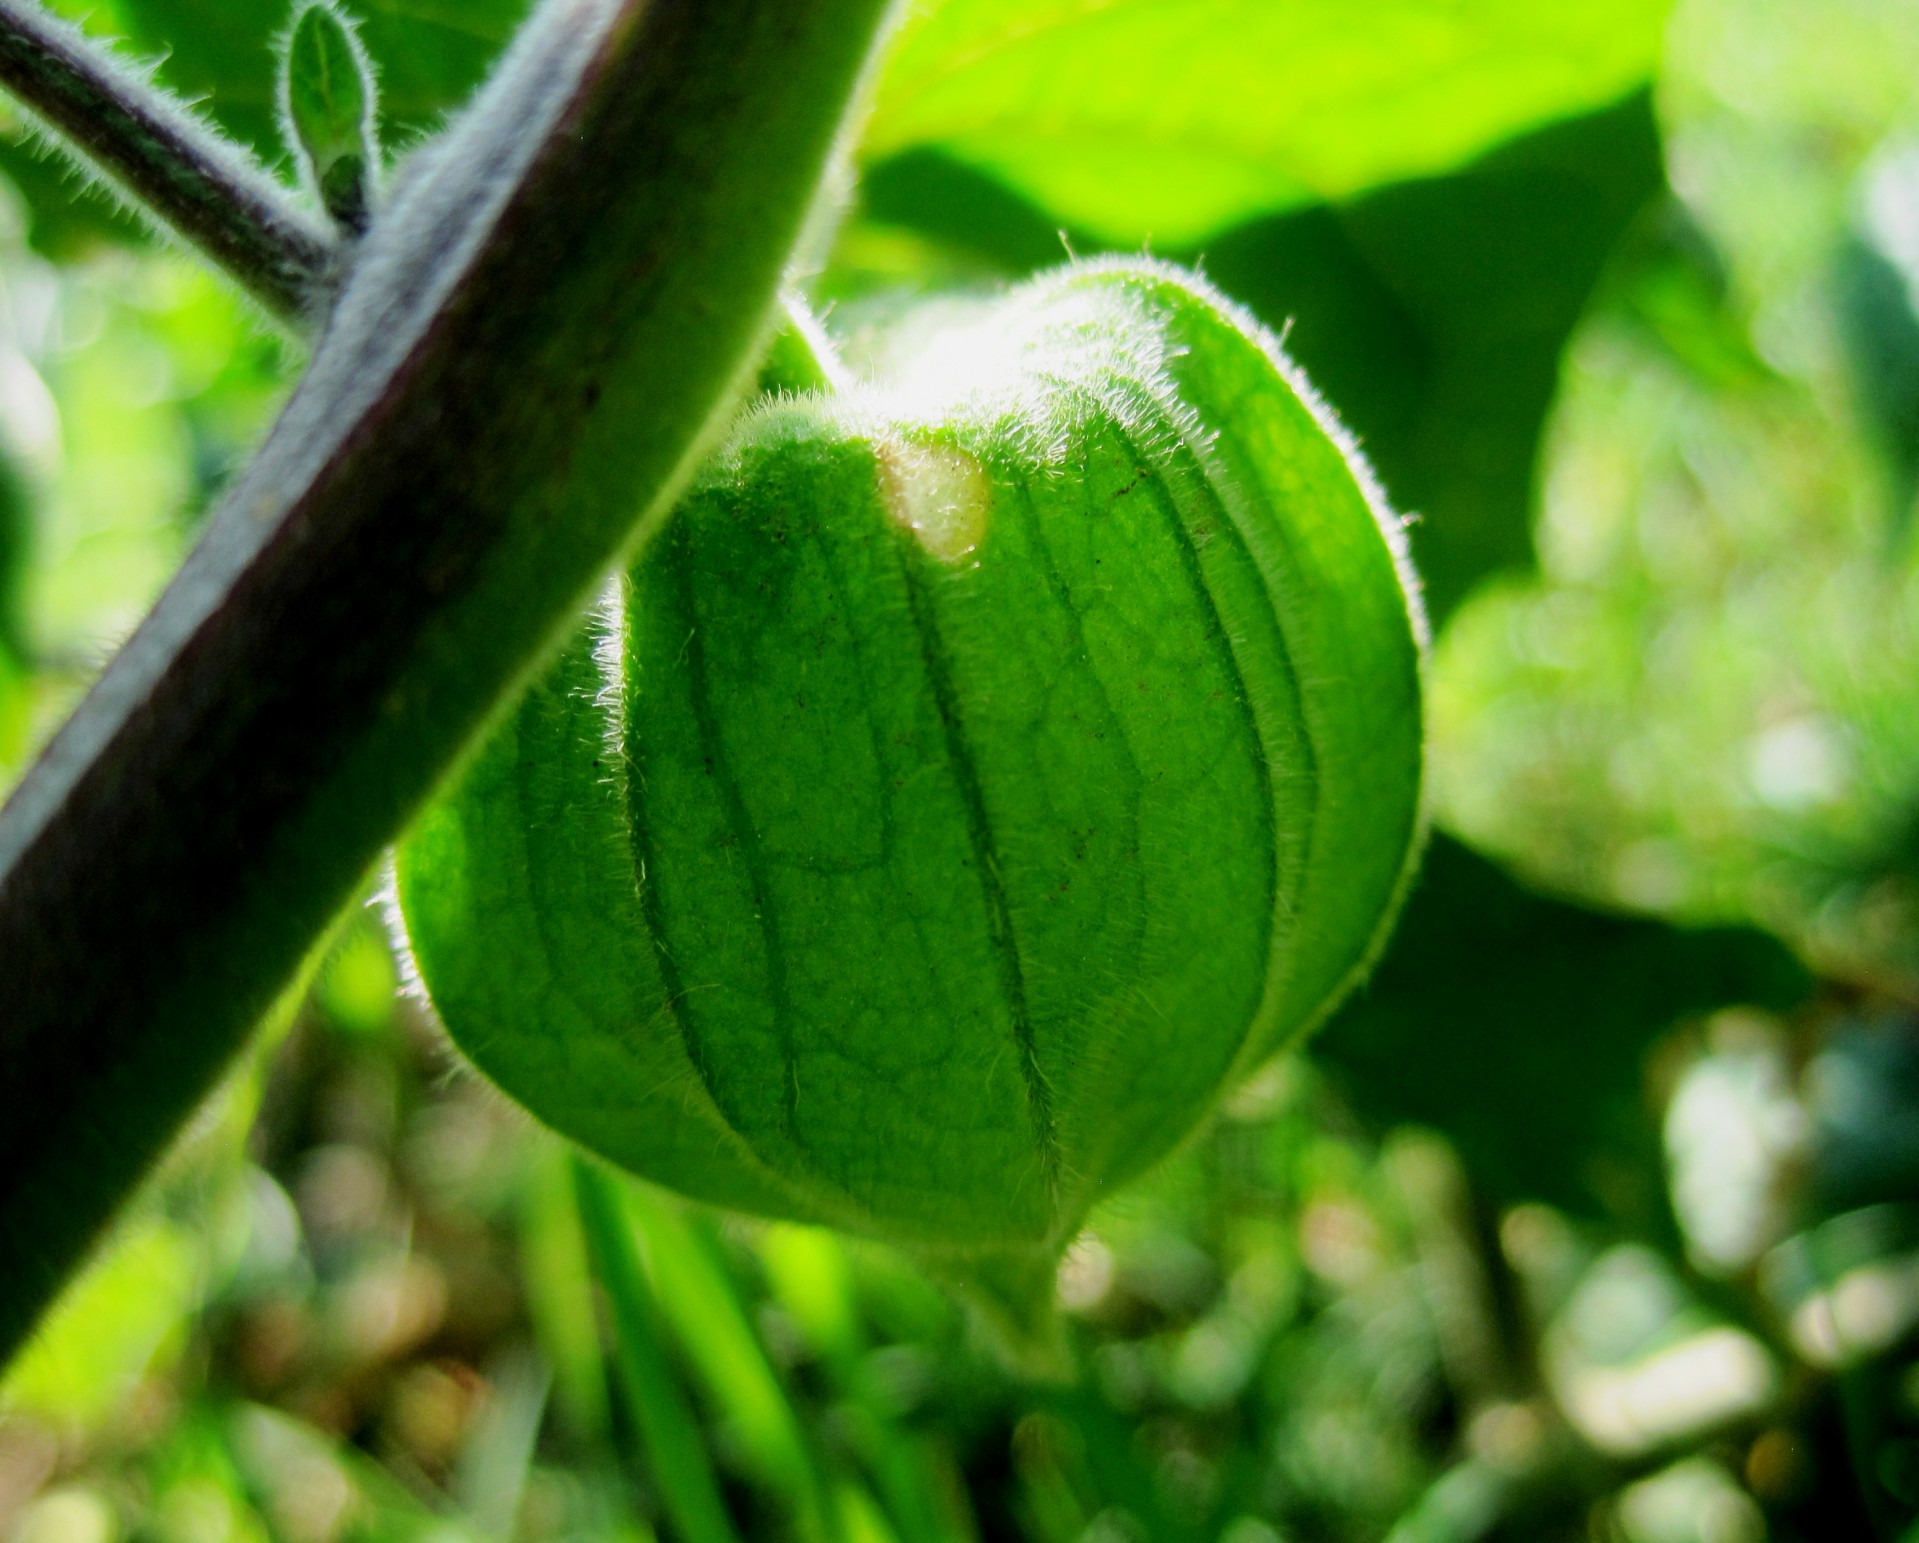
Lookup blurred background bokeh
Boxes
[8,0,1919,1539]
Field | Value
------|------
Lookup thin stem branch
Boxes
[0,0,335,322]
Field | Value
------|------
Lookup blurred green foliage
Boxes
[5,0,1919,1540]
[861,0,1672,246]
[1319,834,1811,1223]
[0,442,25,663]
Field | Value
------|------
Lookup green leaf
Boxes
[516,1142,610,1441]
[1196,92,1666,622]
[279,2,377,231]
[862,0,1673,246]
[396,263,1423,1280]
[860,94,1666,624]
[1314,833,1812,1220]
[0,646,23,777]
[754,1224,973,1540]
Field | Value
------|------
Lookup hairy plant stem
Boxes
[0,0,895,1363]
[0,0,335,322]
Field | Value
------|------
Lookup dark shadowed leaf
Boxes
[1835,239,1919,540]
[1314,833,1813,1221]
[1201,92,1665,620]
[0,132,149,258]
[1803,1015,1919,1221]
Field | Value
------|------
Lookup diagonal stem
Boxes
[0,0,895,1365]
[0,0,335,322]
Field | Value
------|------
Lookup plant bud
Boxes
[279,1,377,233]
[395,262,1425,1360]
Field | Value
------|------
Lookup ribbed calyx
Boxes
[396,263,1425,1339]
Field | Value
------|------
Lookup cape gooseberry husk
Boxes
[395,261,1426,1368]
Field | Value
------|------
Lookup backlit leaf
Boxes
[863,0,1673,245]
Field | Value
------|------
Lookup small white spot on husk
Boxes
[877,439,990,563]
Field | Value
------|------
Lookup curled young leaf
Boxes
[279,1,377,232]
[395,262,1425,1354]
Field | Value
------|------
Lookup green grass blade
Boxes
[574,1160,743,1543]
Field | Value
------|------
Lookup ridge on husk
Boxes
[394,261,1425,1359]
